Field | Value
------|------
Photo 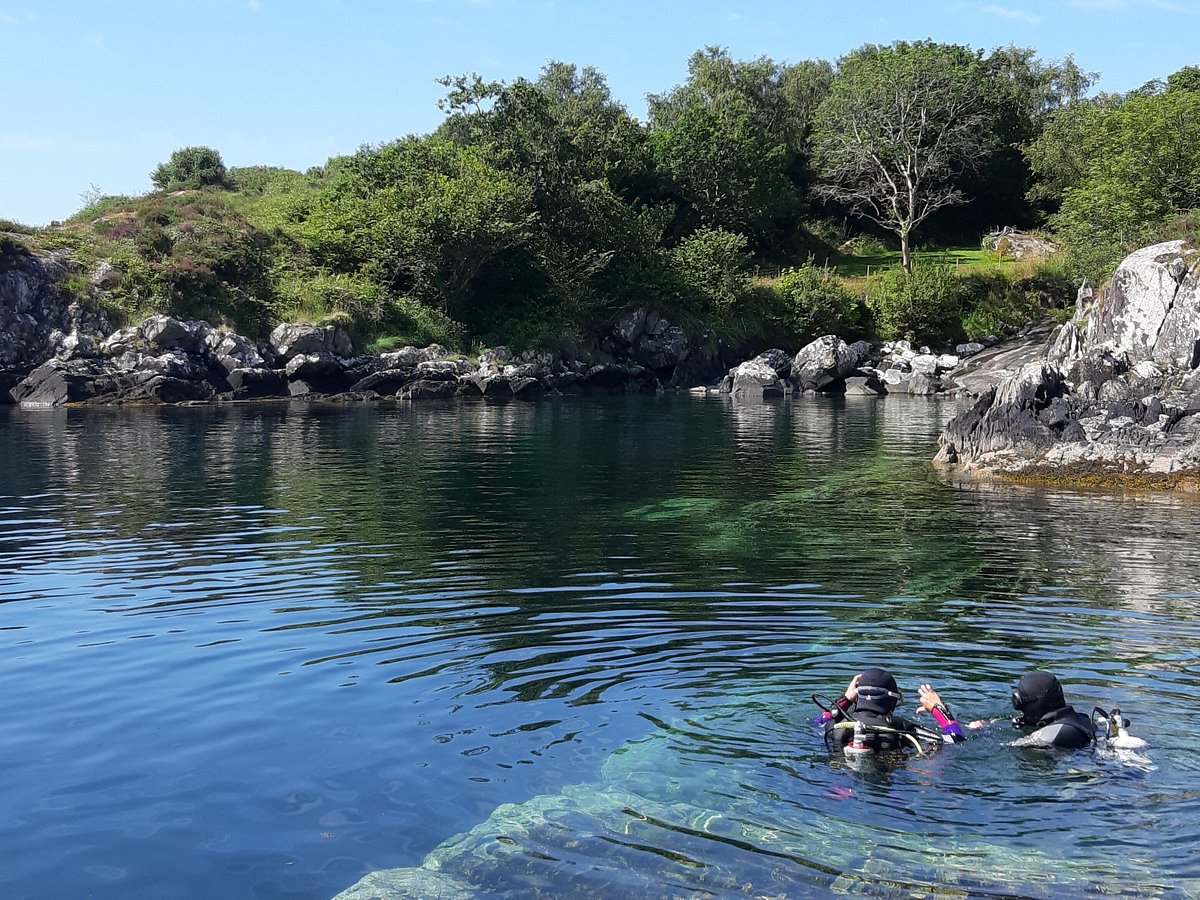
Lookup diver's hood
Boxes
[1012,671,1066,724]
[856,667,902,715]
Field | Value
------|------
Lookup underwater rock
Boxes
[333,711,1109,900]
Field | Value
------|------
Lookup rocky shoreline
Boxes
[935,240,1200,488]
[14,231,1198,490]
[2,244,996,409]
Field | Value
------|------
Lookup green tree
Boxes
[1023,94,1123,209]
[944,47,1097,230]
[1167,65,1200,93]
[297,136,533,318]
[647,48,829,250]
[813,41,993,273]
[1053,89,1200,249]
[437,62,671,336]
[151,146,228,191]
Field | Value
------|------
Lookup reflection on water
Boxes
[1,397,1199,898]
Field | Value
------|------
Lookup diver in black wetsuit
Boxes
[817,667,965,753]
[1010,671,1094,749]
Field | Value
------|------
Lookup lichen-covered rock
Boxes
[612,307,647,346]
[1083,240,1200,368]
[417,358,472,377]
[936,362,1069,466]
[730,358,785,401]
[399,379,457,400]
[284,351,343,380]
[753,348,793,378]
[349,369,414,397]
[844,374,886,396]
[209,332,265,374]
[633,323,687,372]
[269,323,353,361]
[379,345,443,369]
[0,246,112,370]
[792,335,857,392]
[11,359,115,406]
[983,228,1060,260]
[140,314,205,354]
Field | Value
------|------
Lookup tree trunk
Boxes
[901,231,912,275]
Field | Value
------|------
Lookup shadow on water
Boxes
[1,397,1199,898]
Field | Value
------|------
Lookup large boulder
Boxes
[730,358,785,401]
[936,362,1069,466]
[225,367,287,398]
[350,369,415,397]
[208,331,266,374]
[633,322,687,372]
[399,379,457,400]
[285,352,343,381]
[983,228,1060,261]
[612,308,647,346]
[139,314,208,354]
[791,335,858,392]
[1083,240,1200,368]
[269,323,353,361]
[11,359,116,406]
[380,345,447,369]
[754,348,793,379]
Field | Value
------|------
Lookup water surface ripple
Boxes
[1,398,1199,898]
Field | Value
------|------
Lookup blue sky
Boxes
[2,0,1196,225]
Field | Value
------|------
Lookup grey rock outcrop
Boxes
[269,323,353,361]
[1,244,111,372]
[983,228,1060,261]
[729,357,786,401]
[791,335,858,392]
[937,240,1200,483]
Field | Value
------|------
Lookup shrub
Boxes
[866,264,968,343]
[0,218,37,235]
[227,166,307,196]
[841,234,890,256]
[273,271,464,349]
[67,195,137,224]
[151,146,228,191]
[773,264,862,343]
[671,227,752,314]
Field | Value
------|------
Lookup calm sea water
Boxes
[2,396,1199,899]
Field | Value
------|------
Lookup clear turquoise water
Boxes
[1,396,1198,898]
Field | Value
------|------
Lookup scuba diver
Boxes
[1009,671,1095,749]
[814,667,966,757]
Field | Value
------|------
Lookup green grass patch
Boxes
[831,246,1018,278]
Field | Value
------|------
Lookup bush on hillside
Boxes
[773,264,862,343]
[151,146,229,192]
[273,270,464,349]
[670,227,752,314]
[866,264,967,343]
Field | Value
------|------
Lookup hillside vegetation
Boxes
[6,48,1200,354]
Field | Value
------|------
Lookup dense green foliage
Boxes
[151,146,229,192]
[9,48,1199,351]
[773,265,861,342]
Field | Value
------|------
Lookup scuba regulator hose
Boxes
[814,694,933,756]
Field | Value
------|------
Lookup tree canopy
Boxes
[812,41,992,272]
[151,146,229,191]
